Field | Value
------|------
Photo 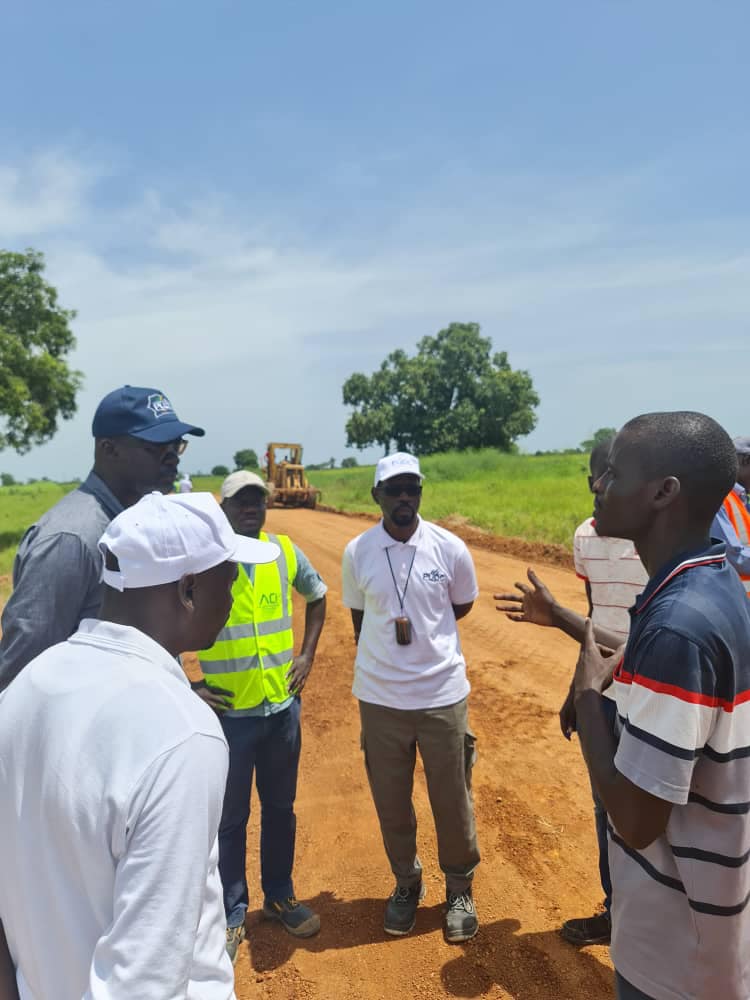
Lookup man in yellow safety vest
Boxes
[192,470,327,964]
[711,436,750,597]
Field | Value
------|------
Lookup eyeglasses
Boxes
[381,483,422,497]
[127,437,188,458]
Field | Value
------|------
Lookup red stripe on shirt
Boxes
[629,673,750,713]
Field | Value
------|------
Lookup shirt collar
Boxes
[69,619,188,685]
[376,515,424,548]
[633,541,726,615]
[81,470,125,519]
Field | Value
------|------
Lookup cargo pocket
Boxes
[464,727,477,791]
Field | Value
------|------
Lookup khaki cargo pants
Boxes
[359,697,480,894]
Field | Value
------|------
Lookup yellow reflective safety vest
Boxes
[198,532,297,712]
[723,491,750,598]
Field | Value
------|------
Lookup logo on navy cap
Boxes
[147,393,174,419]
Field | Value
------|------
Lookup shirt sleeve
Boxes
[448,540,479,605]
[614,629,719,805]
[85,733,234,1000]
[711,506,750,576]
[0,532,99,691]
[341,543,364,611]
[573,525,588,581]
[291,544,327,603]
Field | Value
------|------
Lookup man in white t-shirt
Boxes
[342,453,480,943]
[496,437,647,947]
[0,492,279,1000]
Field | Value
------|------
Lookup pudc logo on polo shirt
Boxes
[423,568,447,583]
[147,393,174,418]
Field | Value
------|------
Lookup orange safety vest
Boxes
[722,491,750,597]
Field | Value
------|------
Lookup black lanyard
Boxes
[385,547,416,615]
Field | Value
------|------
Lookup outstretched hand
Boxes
[494,568,558,626]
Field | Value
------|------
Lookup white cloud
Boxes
[0,147,748,480]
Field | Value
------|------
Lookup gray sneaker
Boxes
[384,882,426,936]
[262,897,321,938]
[225,924,246,965]
[444,890,478,943]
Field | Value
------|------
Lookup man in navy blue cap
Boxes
[0,386,204,692]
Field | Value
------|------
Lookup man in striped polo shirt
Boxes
[574,411,750,1000]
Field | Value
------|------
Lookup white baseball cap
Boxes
[98,492,280,591]
[374,452,424,486]
[220,470,271,499]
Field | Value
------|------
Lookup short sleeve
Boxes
[341,543,364,610]
[448,540,479,605]
[291,544,327,602]
[573,523,588,581]
[615,629,719,805]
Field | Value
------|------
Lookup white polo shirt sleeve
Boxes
[342,540,365,611]
[448,539,479,605]
[87,732,234,1000]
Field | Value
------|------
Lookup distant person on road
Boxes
[496,437,648,947]
[0,491,280,999]
[179,471,194,493]
[710,435,750,597]
[504,412,750,1000]
[0,386,204,692]
[342,453,481,943]
[194,470,327,963]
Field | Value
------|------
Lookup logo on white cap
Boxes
[98,492,279,591]
[374,452,424,486]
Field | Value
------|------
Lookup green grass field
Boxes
[0,452,592,601]
[307,449,593,547]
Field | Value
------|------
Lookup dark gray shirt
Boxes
[0,471,123,691]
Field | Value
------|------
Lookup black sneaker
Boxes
[262,896,321,938]
[384,882,426,936]
[560,911,611,945]
[225,924,246,965]
[444,889,479,943]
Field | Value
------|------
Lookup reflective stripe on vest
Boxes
[723,492,750,597]
[198,532,298,709]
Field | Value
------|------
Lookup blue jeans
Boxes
[591,696,617,913]
[615,971,654,999]
[219,698,301,928]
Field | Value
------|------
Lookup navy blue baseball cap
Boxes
[92,386,205,443]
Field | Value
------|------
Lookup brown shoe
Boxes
[560,911,611,945]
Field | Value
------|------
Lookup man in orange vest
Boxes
[711,436,750,597]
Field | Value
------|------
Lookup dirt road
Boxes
[231,508,613,1000]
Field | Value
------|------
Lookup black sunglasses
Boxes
[381,483,422,497]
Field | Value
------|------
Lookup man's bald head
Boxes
[619,411,736,522]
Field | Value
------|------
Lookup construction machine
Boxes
[264,443,321,509]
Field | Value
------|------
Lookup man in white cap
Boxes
[0,492,279,999]
[0,385,204,692]
[710,435,750,597]
[193,471,327,961]
[341,453,481,943]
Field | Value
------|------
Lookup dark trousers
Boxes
[219,698,301,928]
[615,971,655,999]
[591,696,617,912]
[359,697,480,894]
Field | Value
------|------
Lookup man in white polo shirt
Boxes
[0,492,279,999]
[342,453,480,943]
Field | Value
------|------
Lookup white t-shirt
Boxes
[342,517,479,710]
[573,517,648,640]
[0,619,235,1000]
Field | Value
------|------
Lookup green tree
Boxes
[1,472,15,486]
[211,464,230,477]
[233,448,259,470]
[342,322,539,455]
[580,427,617,453]
[0,249,83,453]
[341,456,358,468]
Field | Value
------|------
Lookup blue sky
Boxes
[1,0,749,480]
